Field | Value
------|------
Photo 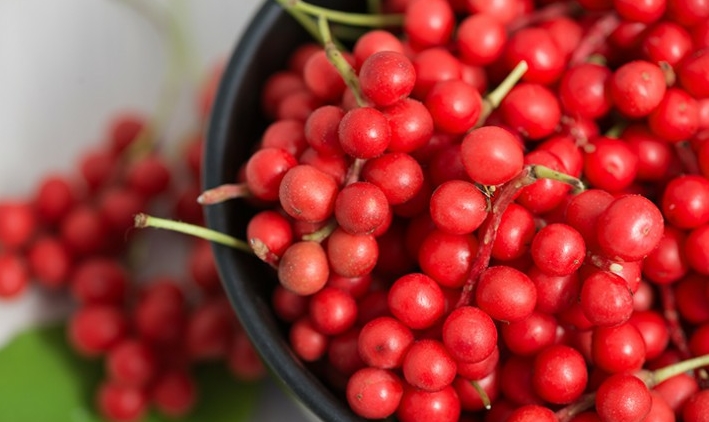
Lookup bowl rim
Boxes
[204,1,365,421]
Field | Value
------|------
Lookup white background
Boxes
[0,0,311,420]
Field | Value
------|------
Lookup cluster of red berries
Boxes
[199,0,709,421]
[0,63,265,421]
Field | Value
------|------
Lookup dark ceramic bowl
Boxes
[204,1,365,421]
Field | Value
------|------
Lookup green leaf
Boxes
[0,324,261,422]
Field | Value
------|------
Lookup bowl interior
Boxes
[204,1,366,421]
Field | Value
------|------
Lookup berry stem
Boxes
[134,213,252,254]
[506,1,580,32]
[301,219,338,242]
[249,238,280,268]
[457,165,583,307]
[660,284,692,359]
[287,7,328,45]
[555,393,596,422]
[345,158,367,186]
[197,183,251,205]
[476,60,528,127]
[569,12,620,66]
[659,61,676,87]
[277,0,403,27]
[317,15,367,107]
[470,380,492,410]
[530,164,586,194]
[456,167,536,307]
[649,353,709,386]
[557,354,709,422]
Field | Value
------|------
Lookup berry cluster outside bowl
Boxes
[204,0,363,421]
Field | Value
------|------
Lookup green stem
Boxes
[197,183,251,205]
[317,16,366,107]
[651,353,709,386]
[476,60,528,127]
[301,219,338,242]
[530,164,585,194]
[287,8,324,44]
[277,0,403,27]
[470,381,491,410]
[134,213,252,254]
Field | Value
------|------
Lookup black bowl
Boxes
[204,1,366,421]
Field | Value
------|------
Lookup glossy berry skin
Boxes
[383,98,435,153]
[678,49,709,99]
[442,306,497,363]
[244,147,297,201]
[456,13,506,66]
[388,273,445,329]
[596,195,664,262]
[641,22,692,66]
[501,83,561,140]
[580,270,634,327]
[642,225,689,285]
[648,88,699,142]
[402,339,456,392]
[506,405,557,422]
[532,344,588,405]
[361,152,424,206]
[395,384,461,422]
[334,182,389,235]
[610,60,666,118]
[359,51,415,107]
[501,312,558,356]
[326,228,378,278]
[531,224,586,277]
[592,322,647,373]
[279,165,338,223]
[583,136,638,193]
[425,79,482,135]
[346,367,403,420]
[559,63,613,119]
[338,107,391,159]
[429,180,487,235]
[403,0,455,49]
[418,229,477,289]
[352,30,405,68]
[308,287,358,336]
[303,50,346,102]
[682,390,709,422]
[475,265,537,322]
[358,316,414,369]
[461,126,524,186]
[504,27,564,85]
[278,241,329,296]
[595,373,652,422]
[661,175,709,229]
[613,0,666,23]
[0,253,29,298]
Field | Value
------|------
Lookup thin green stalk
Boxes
[277,0,403,27]
[134,213,252,254]
[476,60,528,128]
[318,16,366,106]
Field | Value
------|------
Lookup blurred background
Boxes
[0,0,311,420]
